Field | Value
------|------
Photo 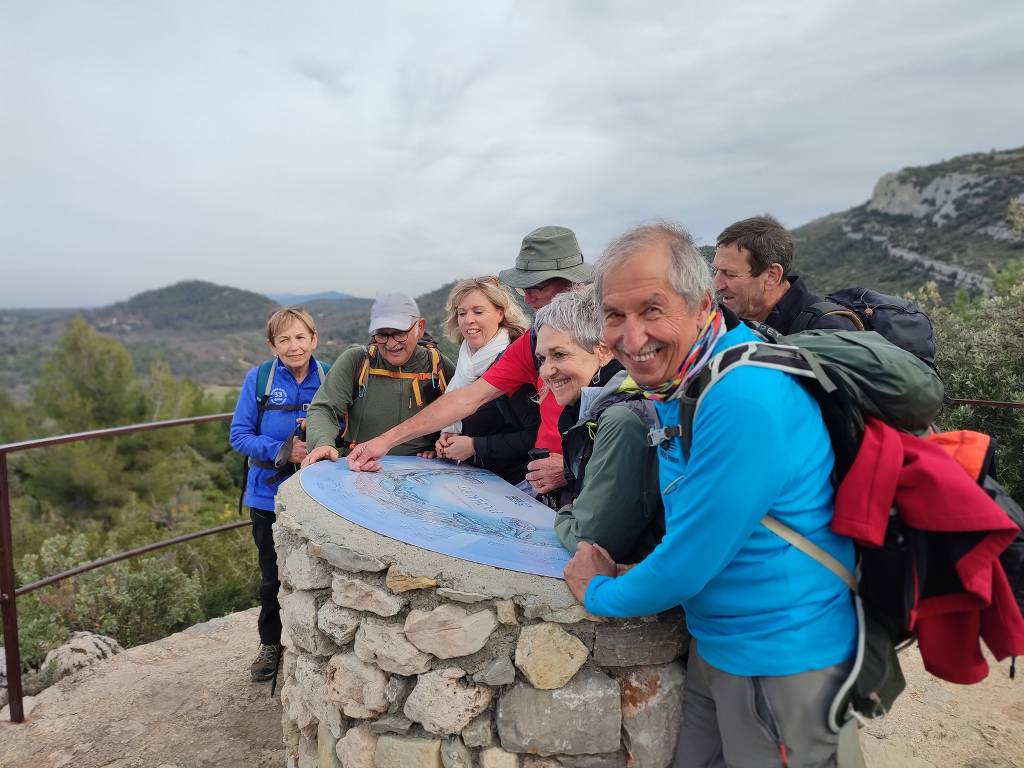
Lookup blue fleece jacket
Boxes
[230,358,330,512]
[585,323,857,676]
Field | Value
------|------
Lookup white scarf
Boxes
[443,328,511,434]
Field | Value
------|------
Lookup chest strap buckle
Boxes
[647,424,682,447]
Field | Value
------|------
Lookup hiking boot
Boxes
[250,643,281,682]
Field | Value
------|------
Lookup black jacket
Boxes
[765,276,859,335]
[460,350,540,486]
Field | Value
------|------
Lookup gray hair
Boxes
[594,221,713,310]
[532,285,603,353]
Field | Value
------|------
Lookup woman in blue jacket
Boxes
[230,307,331,682]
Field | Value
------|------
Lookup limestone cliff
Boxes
[794,146,1024,298]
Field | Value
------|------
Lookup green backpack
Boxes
[651,328,944,480]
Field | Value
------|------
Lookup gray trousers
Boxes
[673,644,860,768]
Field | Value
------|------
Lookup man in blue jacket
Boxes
[564,222,858,767]
[230,307,332,682]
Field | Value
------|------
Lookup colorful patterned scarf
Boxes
[640,308,726,402]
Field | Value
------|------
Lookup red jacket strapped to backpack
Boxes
[833,418,1024,684]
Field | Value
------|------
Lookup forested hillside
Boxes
[0,283,457,400]
[4,317,254,672]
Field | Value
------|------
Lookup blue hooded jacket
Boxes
[230,357,331,512]
[584,323,857,676]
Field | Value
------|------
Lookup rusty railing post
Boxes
[0,451,25,722]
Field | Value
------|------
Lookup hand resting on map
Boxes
[564,541,617,603]
[347,436,391,472]
[301,445,339,468]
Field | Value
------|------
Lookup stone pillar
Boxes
[275,478,690,768]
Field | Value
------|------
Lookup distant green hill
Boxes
[794,146,1024,298]
[91,280,279,333]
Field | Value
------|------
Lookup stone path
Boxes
[0,609,283,768]
[1,608,1021,768]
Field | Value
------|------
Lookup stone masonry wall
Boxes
[274,478,690,768]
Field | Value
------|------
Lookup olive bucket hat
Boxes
[498,226,594,288]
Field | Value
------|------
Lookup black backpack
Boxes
[791,287,937,369]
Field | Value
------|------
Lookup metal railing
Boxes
[2,397,1021,723]
[0,413,246,723]
[948,398,1024,409]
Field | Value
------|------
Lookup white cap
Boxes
[369,292,421,334]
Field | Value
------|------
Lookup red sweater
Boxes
[833,418,1024,684]
[482,331,563,454]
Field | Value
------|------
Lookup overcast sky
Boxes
[1,1,1022,308]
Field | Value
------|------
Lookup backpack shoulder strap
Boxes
[647,342,839,458]
[356,343,447,405]
[427,345,448,393]
[356,345,373,398]
[792,301,865,333]
[255,359,278,403]
[761,515,858,592]
[315,359,330,382]
[694,342,838,411]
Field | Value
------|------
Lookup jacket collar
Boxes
[764,276,822,334]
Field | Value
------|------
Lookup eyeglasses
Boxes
[474,275,500,288]
[372,325,414,344]
[515,278,560,297]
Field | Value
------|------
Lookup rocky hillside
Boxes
[795,146,1024,298]
[3,144,1021,400]
[0,609,283,768]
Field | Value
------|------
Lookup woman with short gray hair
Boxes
[534,287,663,561]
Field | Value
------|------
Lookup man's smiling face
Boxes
[600,243,710,387]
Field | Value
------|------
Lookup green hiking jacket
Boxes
[306,345,455,456]
[554,403,663,563]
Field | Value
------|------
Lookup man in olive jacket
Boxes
[303,293,456,463]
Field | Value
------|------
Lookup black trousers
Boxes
[250,507,282,646]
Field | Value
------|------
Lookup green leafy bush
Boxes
[8,321,259,672]
[915,262,1024,498]
[71,556,204,648]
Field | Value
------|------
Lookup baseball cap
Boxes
[368,293,421,334]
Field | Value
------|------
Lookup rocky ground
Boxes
[0,609,283,768]
[860,647,1023,768]
[0,608,1021,768]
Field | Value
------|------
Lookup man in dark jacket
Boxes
[712,215,859,334]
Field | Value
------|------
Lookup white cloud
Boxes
[1,0,1022,306]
